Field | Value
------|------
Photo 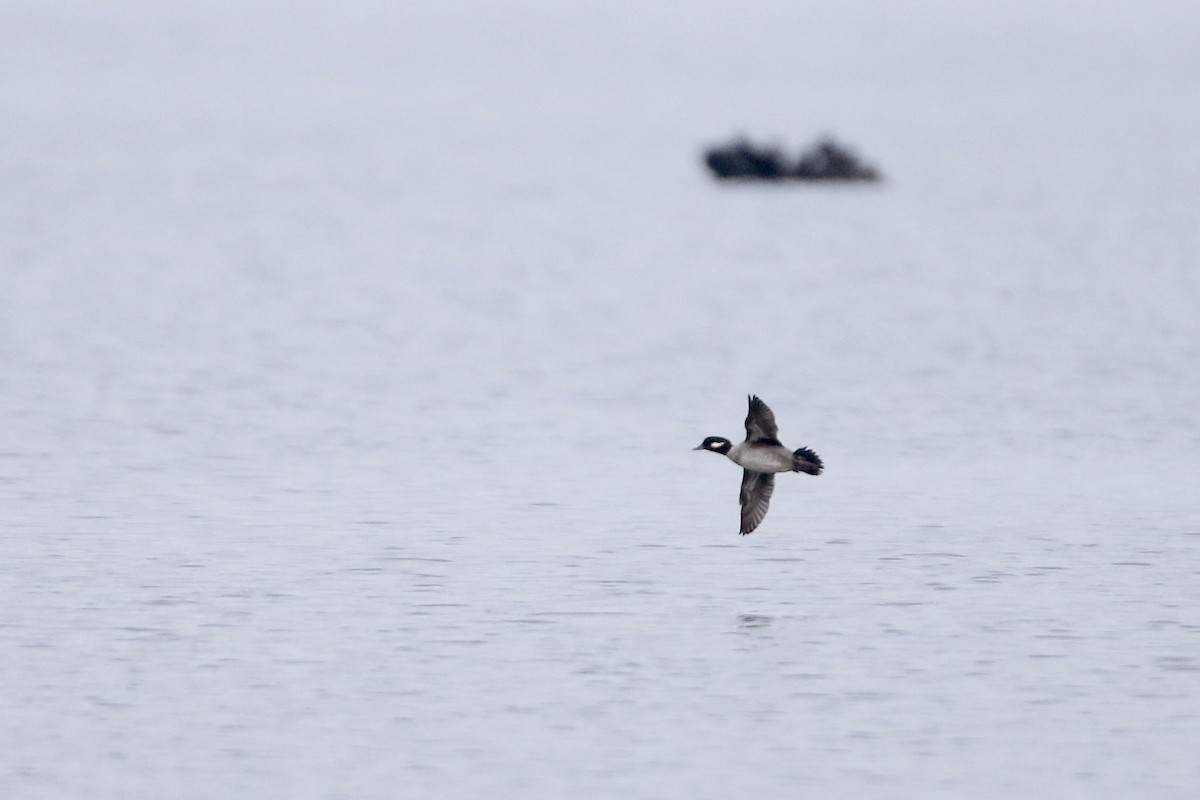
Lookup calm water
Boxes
[3,2,1199,798]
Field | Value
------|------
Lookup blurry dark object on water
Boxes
[703,137,881,182]
[702,140,791,180]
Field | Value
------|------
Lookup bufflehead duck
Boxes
[694,395,823,535]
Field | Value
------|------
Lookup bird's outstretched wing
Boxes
[739,470,775,535]
[744,395,780,443]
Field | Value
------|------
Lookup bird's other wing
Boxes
[738,470,775,535]
[744,394,780,443]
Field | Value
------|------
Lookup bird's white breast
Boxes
[728,443,793,473]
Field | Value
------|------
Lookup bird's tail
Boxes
[792,447,823,475]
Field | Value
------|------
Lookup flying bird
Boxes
[694,395,823,535]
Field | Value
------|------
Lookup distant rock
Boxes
[703,137,881,182]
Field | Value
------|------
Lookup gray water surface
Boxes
[3,2,1199,798]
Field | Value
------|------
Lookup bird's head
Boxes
[693,436,732,455]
